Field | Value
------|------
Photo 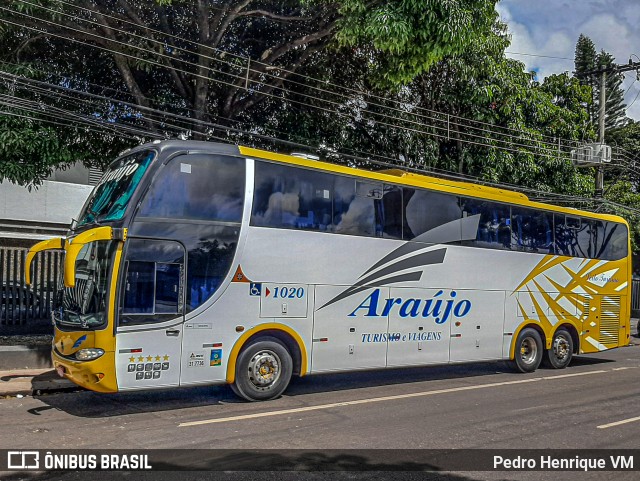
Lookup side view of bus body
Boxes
[26,141,632,401]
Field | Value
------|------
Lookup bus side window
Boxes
[555,216,627,260]
[295,169,333,232]
[404,189,463,242]
[511,208,553,253]
[155,263,181,314]
[555,214,580,257]
[593,220,628,261]
[252,162,333,232]
[123,261,154,315]
[378,185,403,239]
[574,219,594,258]
[460,199,511,250]
[333,178,377,237]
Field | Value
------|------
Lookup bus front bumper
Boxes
[52,350,118,393]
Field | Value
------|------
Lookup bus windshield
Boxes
[55,241,118,329]
[77,150,155,226]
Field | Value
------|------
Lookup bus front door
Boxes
[115,239,186,390]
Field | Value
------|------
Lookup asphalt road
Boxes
[2,337,640,481]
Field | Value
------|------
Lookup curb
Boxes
[0,344,53,370]
[0,369,77,397]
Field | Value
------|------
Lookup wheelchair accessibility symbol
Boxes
[249,283,262,296]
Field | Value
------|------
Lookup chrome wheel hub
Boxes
[248,350,281,389]
[520,337,538,365]
[553,336,570,361]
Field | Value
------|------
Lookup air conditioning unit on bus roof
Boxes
[571,143,611,166]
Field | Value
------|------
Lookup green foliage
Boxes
[573,34,628,132]
[394,25,594,194]
[574,34,597,82]
[0,113,73,185]
[608,120,640,155]
[336,0,499,85]
[597,50,628,130]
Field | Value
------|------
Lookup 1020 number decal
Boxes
[272,287,305,299]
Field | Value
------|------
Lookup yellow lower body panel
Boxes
[52,350,118,393]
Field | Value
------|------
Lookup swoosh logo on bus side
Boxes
[318,247,447,310]
[318,215,481,310]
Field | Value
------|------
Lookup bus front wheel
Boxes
[511,328,543,373]
[231,337,293,401]
[542,328,573,369]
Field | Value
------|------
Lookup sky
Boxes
[497,0,640,121]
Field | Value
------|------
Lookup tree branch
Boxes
[238,10,311,22]
[223,43,325,118]
[155,4,193,100]
[258,23,337,65]
[209,0,253,49]
[86,4,157,132]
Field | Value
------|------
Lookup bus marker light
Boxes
[236,326,245,332]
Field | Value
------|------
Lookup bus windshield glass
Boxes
[55,241,118,329]
[77,150,155,226]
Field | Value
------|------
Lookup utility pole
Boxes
[573,60,640,198]
[596,67,606,198]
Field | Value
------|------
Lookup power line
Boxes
[3,3,638,211]
[3,2,592,153]
[505,51,573,61]
[4,72,639,217]
[0,15,587,165]
[0,13,595,169]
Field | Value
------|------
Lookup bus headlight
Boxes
[75,348,105,361]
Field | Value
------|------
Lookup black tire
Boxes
[232,337,293,402]
[542,328,573,369]
[511,328,543,373]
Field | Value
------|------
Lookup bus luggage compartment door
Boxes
[311,285,389,372]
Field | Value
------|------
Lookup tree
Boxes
[336,0,498,85]
[574,34,597,121]
[260,18,597,199]
[573,34,628,134]
[0,61,133,185]
[608,120,640,157]
[597,50,628,131]
[0,0,502,183]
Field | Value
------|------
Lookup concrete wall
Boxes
[0,180,93,225]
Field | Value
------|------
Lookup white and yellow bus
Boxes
[26,140,631,401]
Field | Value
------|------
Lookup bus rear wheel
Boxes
[542,328,573,369]
[511,328,543,373]
[231,337,293,402]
